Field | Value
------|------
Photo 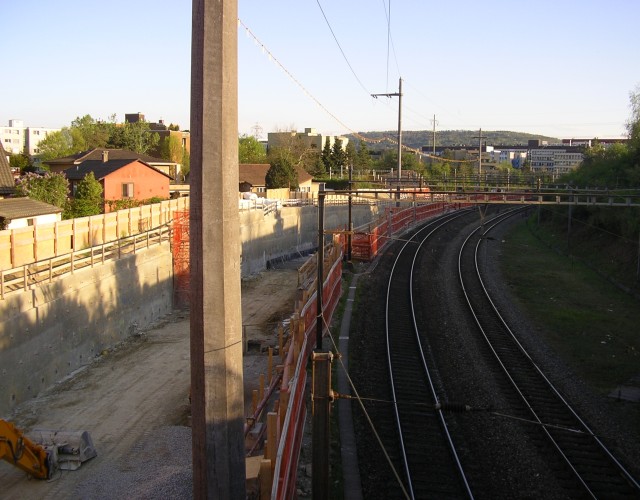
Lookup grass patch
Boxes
[500,219,640,394]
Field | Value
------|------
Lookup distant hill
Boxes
[349,130,560,150]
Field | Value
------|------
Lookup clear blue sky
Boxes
[3,0,639,140]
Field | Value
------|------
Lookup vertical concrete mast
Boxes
[190,1,245,498]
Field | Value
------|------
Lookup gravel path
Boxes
[0,267,300,499]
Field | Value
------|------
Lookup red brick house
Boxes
[64,156,171,211]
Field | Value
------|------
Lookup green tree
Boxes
[331,138,347,174]
[181,149,190,181]
[160,134,184,163]
[307,152,326,178]
[108,121,159,154]
[9,153,31,172]
[266,154,298,189]
[321,137,334,175]
[345,141,357,169]
[239,135,267,163]
[70,115,113,150]
[355,140,372,173]
[39,115,115,162]
[627,84,640,165]
[377,149,420,171]
[38,129,76,161]
[67,172,103,217]
[15,172,69,208]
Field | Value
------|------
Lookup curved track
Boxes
[457,209,640,498]
[385,210,474,499]
[373,205,640,498]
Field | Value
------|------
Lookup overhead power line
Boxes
[381,0,402,91]
[239,18,473,162]
[315,0,370,95]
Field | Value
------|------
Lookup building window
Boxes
[122,183,134,198]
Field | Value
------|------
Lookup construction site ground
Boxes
[0,262,303,499]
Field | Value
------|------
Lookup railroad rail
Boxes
[385,210,474,499]
[458,209,640,498]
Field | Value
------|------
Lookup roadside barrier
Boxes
[351,202,469,261]
[244,240,343,499]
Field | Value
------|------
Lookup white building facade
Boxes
[529,147,583,175]
[267,127,349,152]
[0,119,59,156]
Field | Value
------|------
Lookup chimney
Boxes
[102,150,109,162]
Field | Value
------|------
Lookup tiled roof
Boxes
[239,163,313,187]
[0,197,62,220]
[45,148,174,166]
[239,163,270,186]
[0,143,15,195]
[64,159,172,181]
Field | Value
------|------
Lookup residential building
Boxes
[529,146,583,175]
[239,163,313,194]
[488,147,529,168]
[562,138,628,148]
[45,148,180,181]
[64,156,171,211]
[267,128,349,153]
[25,127,60,156]
[125,113,191,166]
[0,143,16,197]
[0,119,25,155]
[0,197,63,230]
[0,119,59,156]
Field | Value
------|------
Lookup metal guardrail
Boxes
[0,224,172,300]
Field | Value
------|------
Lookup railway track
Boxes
[385,210,474,499]
[457,208,640,498]
[361,205,640,498]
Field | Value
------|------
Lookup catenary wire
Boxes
[239,18,477,163]
[315,0,371,95]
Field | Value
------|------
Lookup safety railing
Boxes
[0,224,172,300]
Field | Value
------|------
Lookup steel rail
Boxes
[385,210,474,499]
[457,208,640,497]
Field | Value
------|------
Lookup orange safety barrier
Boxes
[351,202,464,262]
[172,210,190,308]
[268,242,343,499]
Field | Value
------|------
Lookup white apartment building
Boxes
[0,119,60,156]
[1,120,25,154]
[267,127,349,153]
[529,147,583,175]
[489,148,528,168]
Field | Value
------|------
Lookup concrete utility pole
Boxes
[312,352,333,499]
[473,128,486,185]
[190,1,246,499]
[316,185,325,351]
[432,114,437,157]
[372,77,403,201]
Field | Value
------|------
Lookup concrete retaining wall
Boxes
[1,203,380,415]
[0,243,173,416]
[240,204,380,276]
